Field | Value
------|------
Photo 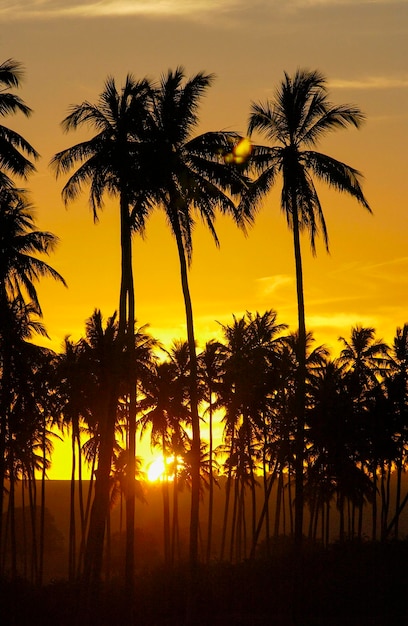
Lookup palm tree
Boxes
[338,325,390,539]
[242,69,371,545]
[0,189,65,556]
[139,342,190,563]
[0,58,38,188]
[57,336,93,581]
[198,340,226,562]
[0,296,46,579]
[51,75,153,589]
[140,67,250,566]
[384,324,408,538]
[79,310,124,592]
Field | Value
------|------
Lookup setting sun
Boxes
[146,455,185,481]
[147,457,166,482]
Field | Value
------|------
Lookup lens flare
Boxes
[222,136,252,165]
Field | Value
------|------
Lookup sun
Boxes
[147,457,166,482]
[146,455,185,482]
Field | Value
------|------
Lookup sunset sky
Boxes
[1,0,407,477]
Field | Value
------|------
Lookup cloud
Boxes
[290,0,405,6]
[256,275,294,297]
[0,0,241,20]
[329,77,408,90]
[308,313,376,331]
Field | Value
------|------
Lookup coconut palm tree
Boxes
[57,336,93,581]
[338,325,390,539]
[384,324,408,538]
[0,58,38,188]
[242,68,372,545]
[198,340,226,562]
[139,67,250,566]
[79,310,124,593]
[139,341,190,564]
[0,189,65,556]
[0,294,60,582]
[51,75,154,589]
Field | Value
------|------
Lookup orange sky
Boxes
[1,0,407,478]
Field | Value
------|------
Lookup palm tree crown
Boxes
[0,58,38,188]
[51,75,153,226]
[140,67,250,261]
[0,188,66,311]
[245,68,371,251]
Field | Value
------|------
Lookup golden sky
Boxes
[2,0,408,476]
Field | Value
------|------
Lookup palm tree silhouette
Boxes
[385,324,408,538]
[242,69,372,545]
[0,58,38,188]
[139,67,249,565]
[338,325,390,539]
[139,341,190,564]
[51,75,153,588]
[0,296,55,581]
[198,339,226,562]
[0,189,65,556]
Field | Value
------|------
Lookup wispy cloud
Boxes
[291,0,405,6]
[0,0,241,20]
[256,275,294,297]
[308,312,376,331]
[329,77,408,90]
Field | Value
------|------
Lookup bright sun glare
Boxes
[147,457,166,482]
[147,455,185,482]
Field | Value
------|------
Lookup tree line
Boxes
[2,56,401,620]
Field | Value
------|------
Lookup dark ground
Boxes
[1,540,408,626]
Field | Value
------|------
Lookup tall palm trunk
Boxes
[161,432,171,564]
[292,205,307,548]
[0,291,12,555]
[220,461,233,561]
[77,452,96,578]
[119,192,137,594]
[27,465,38,584]
[8,455,17,578]
[69,422,77,581]
[250,458,279,558]
[83,393,117,588]
[206,391,214,563]
[172,217,200,566]
[38,417,47,586]
[395,450,403,539]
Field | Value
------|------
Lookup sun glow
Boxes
[147,457,166,482]
[146,455,185,482]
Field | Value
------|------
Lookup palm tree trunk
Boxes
[77,452,96,578]
[83,393,117,589]
[372,462,377,541]
[9,458,17,578]
[395,450,403,539]
[28,466,38,584]
[22,477,28,578]
[220,464,232,561]
[250,458,279,558]
[206,393,214,563]
[292,206,307,548]
[119,191,137,595]
[77,427,86,572]
[69,424,77,581]
[172,217,201,566]
[162,435,171,565]
[171,461,180,565]
[0,296,12,558]
[274,468,284,537]
[38,418,47,586]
